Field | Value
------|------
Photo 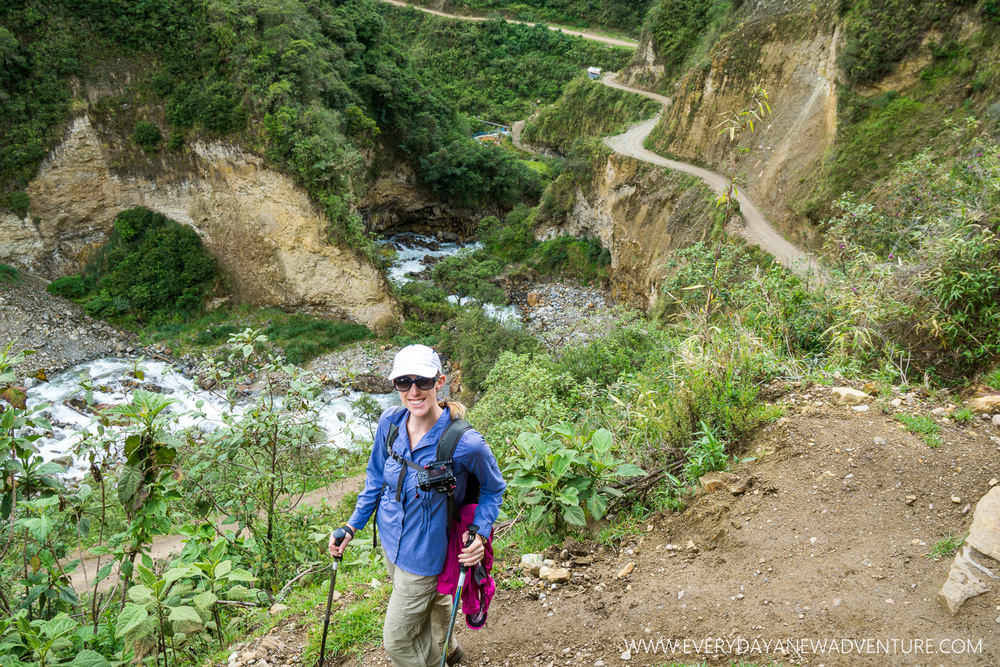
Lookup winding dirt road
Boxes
[379,0,639,48]
[382,0,823,277]
[602,74,824,277]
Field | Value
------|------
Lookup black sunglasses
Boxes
[393,375,438,392]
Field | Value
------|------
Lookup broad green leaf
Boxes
[70,649,111,667]
[117,466,142,504]
[615,463,646,478]
[127,585,155,605]
[215,560,232,578]
[586,493,608,521]
[136,564,156,588]
[123,435,141,459]
[164,564,196,585]
[556,487,579,505]
[192,591,218,611]
[550,452,573,480]
[509,474,539,488]
[168,605,204,634]
[528,504,547,524]
[115,603,148,640]
[28,515,54,543]
[40,614,76,639]
[562,505,586,526]
[223,567,256,583]
[590,429,613,453]
[546,423,574,438]
[225,585,250,600]
[95,563,113,584]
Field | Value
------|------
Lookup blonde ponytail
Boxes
[438,400,467,420]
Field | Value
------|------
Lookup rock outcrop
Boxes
[534,152,715,310]
[938,487,1000,615]
[0,116,399,329]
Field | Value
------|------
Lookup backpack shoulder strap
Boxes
[436,419,472,461]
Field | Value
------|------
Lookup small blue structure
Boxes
[588,67,602,80]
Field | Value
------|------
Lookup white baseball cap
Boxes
[388,344,442,381]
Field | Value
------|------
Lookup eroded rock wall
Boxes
[535,153,715,310]
[0,116,399,329]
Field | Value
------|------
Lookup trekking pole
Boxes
[439,524,478,667]
[319,527,347,667]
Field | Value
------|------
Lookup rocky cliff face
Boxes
[623,0,840,246]
[535,153,715,310]
[0,116,400,329]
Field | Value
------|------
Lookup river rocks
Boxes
[0,272,134,378]
[831,387,870,406]
[351,374,393,394]
[521,282,615,347]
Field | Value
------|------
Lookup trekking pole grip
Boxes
[465,524,479,547]
[332,527,347,562]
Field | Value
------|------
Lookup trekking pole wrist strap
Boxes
[341,525,355,539]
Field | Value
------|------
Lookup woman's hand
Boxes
[458,531,485,567]
[329,530,353,558]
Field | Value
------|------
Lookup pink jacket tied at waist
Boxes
[437,504,495,629]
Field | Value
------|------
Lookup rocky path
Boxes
[378,0,639,49]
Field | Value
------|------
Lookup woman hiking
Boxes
[330,344,506,667]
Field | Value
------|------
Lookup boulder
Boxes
[831,387,870,406]
[965,486,1000,561]
[539,566,571,583]
[937,545,994,615]
[969,395,1000,414]
[352,374,393,394]
[527,292,540,307]
[520,553,544,576]
[699,471,747,495]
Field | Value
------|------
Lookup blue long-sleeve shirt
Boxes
[348,406,506,576]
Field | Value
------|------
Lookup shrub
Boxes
[469,352,573,450]
[480,205,536,263]
[397,281,457,324]
[431,250,506,305]
[1,190,30,217]
[132,121,162,152]
[0,263,19,284]
[440,307,538,395]
[529,235,611,285]
[46,275,90,299]
[264,315,372,366]
[80,207,219,321]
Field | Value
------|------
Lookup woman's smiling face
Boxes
[397,374,446,418]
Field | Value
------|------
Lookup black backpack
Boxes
[372,418,480,550]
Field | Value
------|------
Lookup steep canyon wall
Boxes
[0,116,400,329]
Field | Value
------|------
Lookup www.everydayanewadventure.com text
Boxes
[618,635,986,657]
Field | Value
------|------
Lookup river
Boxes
[24,233,520,475]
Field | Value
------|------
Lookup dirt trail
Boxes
[67,476,363,595]
[601,73,825,280]
[304,385,998,667]
[378,0,639,48]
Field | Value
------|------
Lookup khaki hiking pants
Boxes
[383,554,461,667]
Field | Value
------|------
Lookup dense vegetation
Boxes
[521,74,660,153]
[644,0,734,86]
[47,207,218,324]
[385,8,634,125]
[0,0,559,251]
[405,0,653,37]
